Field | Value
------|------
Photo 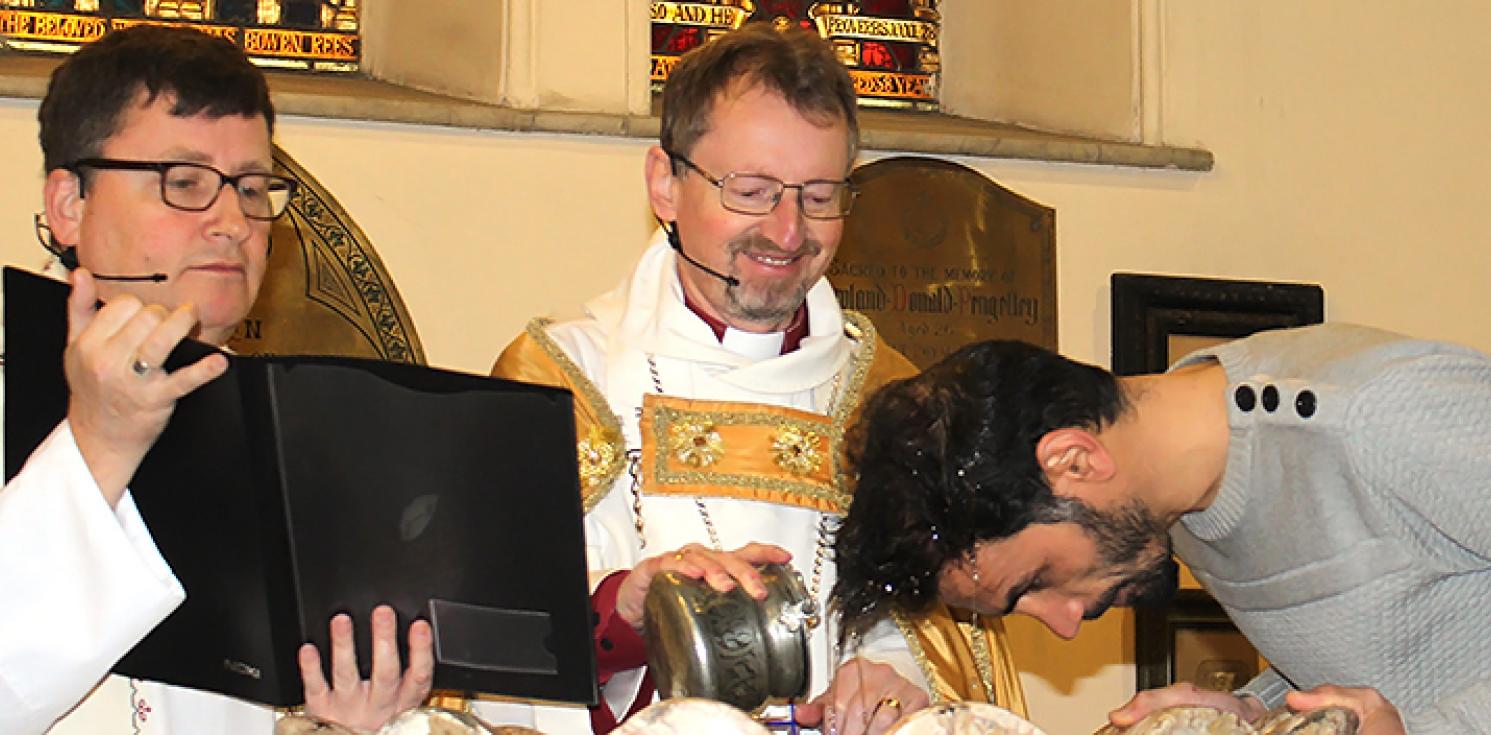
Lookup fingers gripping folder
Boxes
[4,267,597,707]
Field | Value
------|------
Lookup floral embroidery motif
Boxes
[577,425,622,489]
[771,426,824,476]
[129,678,152,730]
[669,418,723,468]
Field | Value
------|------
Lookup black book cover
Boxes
[4,267,598,707]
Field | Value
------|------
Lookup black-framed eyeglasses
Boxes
[67,158,298,221]
[667,151,856,220]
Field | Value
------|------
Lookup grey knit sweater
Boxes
[1170,323,1491,734]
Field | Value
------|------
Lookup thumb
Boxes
[1286,688,1338,712]
[794,697,826,726]
[66,268,98,343]
[1284,687,1370,722]
[1109,701,1145,727]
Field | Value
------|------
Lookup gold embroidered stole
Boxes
[489,319,627,513]
[488,313,1027,714]
[639,396,843,512]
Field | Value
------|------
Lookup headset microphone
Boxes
[35,212,167,283]
[663,220,740,288]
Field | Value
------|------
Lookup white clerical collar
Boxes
[719,327,785,361]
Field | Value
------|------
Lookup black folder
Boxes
[4,267,597,707]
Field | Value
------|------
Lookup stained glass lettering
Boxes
[0,0,359,72]
[650,0,941,110]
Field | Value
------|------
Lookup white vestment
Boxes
[0,269,277,735]
[478,233,925,733]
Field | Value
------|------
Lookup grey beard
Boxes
[718,233,823,326]
[727,280,811,325]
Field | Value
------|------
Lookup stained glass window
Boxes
[651,0,941,110]
[0,0,359,72]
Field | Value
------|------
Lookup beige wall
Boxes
[942,0,1142,141]
[4,1,1491,731]
[362,0,650,114]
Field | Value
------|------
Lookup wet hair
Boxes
[831,340,1129,638]
[659,21,859,162]
[38,24,274,173]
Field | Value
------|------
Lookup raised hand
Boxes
[64,268,229,507]
[299,605,435,732]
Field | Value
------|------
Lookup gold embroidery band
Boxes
[640,394,847,514]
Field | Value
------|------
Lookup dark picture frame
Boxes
[1136,590,1265,693]
[1111,273,1325,378]
[1110,272,1324,691]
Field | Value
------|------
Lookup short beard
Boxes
[1077,499,1179,617]
[720,233,823,326]
[1116,551,1179,609]
[729,281,810,325]
[1083,549,1179,619]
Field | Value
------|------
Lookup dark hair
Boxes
[38,24,274,172]
[831,340,1129,637]
[660,22,859,161]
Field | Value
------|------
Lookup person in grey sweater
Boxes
[830,323,1491,735]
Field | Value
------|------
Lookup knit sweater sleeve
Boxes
[1236,667,1292,710]
[1402,690,1490,735]
[1354,351,1491,555]
[1350,349,1491,732]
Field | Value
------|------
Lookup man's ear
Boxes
[43,168,83,249]
[644,145,680,223]
[1035,428,1115,495]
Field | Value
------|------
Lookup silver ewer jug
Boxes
[643,562,813,712]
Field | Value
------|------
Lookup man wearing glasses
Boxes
[489,22,962,735]
[0,25,431,735]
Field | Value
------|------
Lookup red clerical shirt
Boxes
[682,292,809,355]
[587,294,809,732]
[587,571,654,733]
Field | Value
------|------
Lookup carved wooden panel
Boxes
[226,144,424,365]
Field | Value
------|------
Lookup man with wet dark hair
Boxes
[835,325,1491,735]
[832,339,1176,631]
[1,25,430,735]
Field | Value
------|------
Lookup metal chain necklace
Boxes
[642,353,840,630]
[968,556,998,699]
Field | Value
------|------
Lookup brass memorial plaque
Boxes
[835,156,1056,368]
[226,145,425,364]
